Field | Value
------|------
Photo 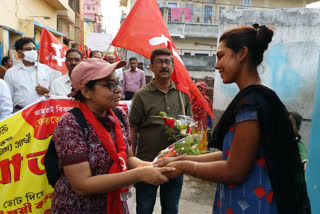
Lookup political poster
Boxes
[0,97,130,213]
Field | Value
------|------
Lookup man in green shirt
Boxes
[129,47,192,214]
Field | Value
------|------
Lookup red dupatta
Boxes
[79,102,129,214]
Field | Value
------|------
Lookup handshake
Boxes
[136,155,187,186]
[135,134,206,186]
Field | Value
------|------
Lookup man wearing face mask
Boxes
[4,37,60,111]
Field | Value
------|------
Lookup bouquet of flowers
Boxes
[152,112,208,161]
[152,112,196,142]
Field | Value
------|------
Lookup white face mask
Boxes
[23,50,38,63]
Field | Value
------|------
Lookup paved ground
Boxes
[129,175,216,214]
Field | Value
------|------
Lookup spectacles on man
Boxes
[23,47,37,51]
[95,81,120,92]
[154,59,173,66]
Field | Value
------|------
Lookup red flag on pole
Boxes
[111,0,213,118]
[39,28,69,75]
[114,48,120,62]
[79,44,83,55]
[86,46,91,58]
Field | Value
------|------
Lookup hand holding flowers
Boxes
[152,112,208,162]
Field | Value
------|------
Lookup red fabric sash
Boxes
[79,102,129,214]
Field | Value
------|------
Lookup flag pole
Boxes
[36,53,40,85]
[102,44,112,59]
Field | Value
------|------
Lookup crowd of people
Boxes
[0,24,311,214]
[0,37,148,120]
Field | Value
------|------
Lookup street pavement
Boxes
[129,175,217,214]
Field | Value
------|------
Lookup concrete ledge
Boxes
[168,22,218,39]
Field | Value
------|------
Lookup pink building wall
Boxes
[83,0,102,32]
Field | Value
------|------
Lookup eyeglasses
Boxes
[154,59,173,66]
[95,81,120,92]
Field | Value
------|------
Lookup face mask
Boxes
[23,50,38,63]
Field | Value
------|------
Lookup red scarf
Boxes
[79,102,129,214]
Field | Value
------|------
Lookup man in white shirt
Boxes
[4,37,60,111]
[0,79,12,120]
[50,49,83,97]
[105,55,124,89]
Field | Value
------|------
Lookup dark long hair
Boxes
[219,24,273,66]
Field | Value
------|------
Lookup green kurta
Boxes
[129,80,192,161]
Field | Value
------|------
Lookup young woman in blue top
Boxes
[155,24,310,214]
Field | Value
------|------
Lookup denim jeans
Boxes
[136,175,183,214]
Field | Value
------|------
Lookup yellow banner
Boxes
[0,98,131,213]
[0,98,78,214]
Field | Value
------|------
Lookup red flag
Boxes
[111,0,213,118]
[114,49,120,62]
[39,28,69,75]
[86,46,91,58]
[79,44,83,54]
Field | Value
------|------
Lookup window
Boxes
[243,0,251,6]
[184,52,191,56]
[195,53,209,56]
[185,4,194,15]
[204,6,212,23]
[219,6,225,17]
[167,2,178,8]
[210,0,216,4]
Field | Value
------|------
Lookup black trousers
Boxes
[124,91,135,100]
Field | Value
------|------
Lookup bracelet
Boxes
[193,162,198,177]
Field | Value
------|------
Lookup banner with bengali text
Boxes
[0,97,130,214]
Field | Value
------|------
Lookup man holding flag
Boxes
[129,47,193,214]
[39,28,69,75]
[111,0,214,212]
[111,0,213,118]
[4,37,60,111]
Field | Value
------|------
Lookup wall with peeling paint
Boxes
[306,63,320,213]
[214,8,320,212]
[214,8,320,150]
